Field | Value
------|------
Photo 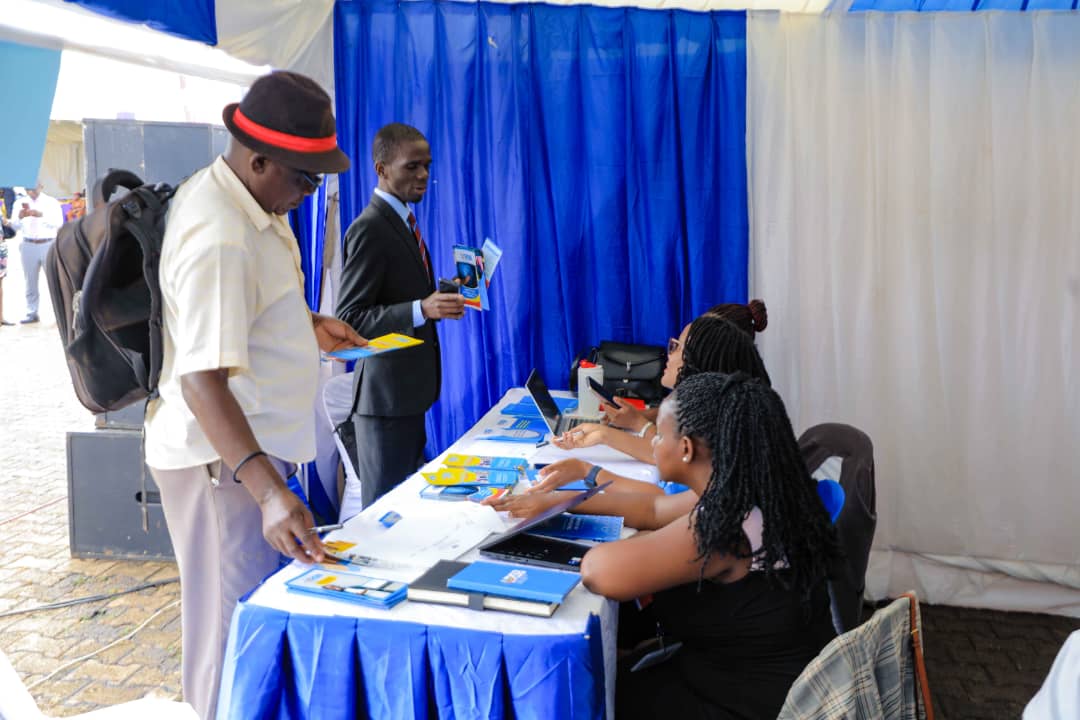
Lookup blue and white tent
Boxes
[3,0,1077,617]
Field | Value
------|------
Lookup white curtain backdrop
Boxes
[748,12,1080,616]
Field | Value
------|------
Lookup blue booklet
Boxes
[285,566,407,609]
[530,513,624,543]
[447,561,580,604]
[480,416,549,444]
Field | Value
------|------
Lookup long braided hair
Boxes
[706,299,768,337]
[677,316,772,388]
[673,372,840,597]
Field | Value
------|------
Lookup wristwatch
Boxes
[583,464,602,489]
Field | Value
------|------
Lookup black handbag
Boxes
[570,341,667,405]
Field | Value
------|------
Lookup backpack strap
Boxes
[119,185,175,391]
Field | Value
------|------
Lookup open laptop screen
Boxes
[525,369,562,435]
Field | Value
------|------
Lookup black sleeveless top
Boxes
[618,571,835,720]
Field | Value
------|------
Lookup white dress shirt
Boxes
[373,187,426,327]
[8,191,64,240]
[145,157,320,469]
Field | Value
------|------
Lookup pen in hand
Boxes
[305,523,344,536]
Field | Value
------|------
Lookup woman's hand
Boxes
[529,459,593,494]
[552,422,612,450]
[482,490,566,519]
[602,398,647,432]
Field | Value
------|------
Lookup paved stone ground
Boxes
[0,243,181,716]
[0,239,1076,717]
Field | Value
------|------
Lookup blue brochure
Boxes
[447,561,580,604]
[530,513,624,543]
[453,244,490,310]
[285,566,407,609]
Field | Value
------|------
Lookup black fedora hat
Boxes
[223,71,350,175]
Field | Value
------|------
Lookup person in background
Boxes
[579,372,840,719]
[599,298,769,434]
[64,191,86,223]
[143,71,364,720]
[335,123,465,517]
[0,207,12,327]
[5,183,63,324]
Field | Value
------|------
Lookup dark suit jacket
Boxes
[337,193,440,417]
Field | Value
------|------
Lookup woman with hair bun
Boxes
[510,315,771,502]
[594,299,768,439]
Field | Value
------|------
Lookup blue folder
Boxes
[447,561,580,604]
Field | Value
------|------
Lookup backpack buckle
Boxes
[122,198,142,219]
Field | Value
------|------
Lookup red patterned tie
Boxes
[407,212,430,275]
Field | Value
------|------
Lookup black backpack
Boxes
[45,170,176,413]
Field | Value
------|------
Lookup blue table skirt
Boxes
[217,602,607,719]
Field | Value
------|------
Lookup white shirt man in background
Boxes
[6,183,64,323]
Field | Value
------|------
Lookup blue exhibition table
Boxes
[216,389,655,719]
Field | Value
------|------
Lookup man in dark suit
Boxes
[336,123,465,512]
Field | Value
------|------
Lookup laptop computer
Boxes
[478,481,612,572]
[526,369,601,436]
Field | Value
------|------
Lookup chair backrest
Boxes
[799,423,877,633]
[778,592,933,720]
[322,372,364,521]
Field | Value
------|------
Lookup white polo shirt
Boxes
[145,156,320,470]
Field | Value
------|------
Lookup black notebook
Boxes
[406,560,560,618]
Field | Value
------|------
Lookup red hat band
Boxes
[233,108,338,154]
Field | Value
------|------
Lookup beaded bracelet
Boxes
[232,450,268,483]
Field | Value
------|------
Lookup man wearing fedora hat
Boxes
[143,70,365,719]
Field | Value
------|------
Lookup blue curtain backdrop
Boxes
[63,0,217,44]
[334,0,748,454]
[289,186,336,523]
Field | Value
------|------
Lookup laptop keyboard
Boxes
[558,416,590,434]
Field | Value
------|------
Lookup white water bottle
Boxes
[577,362,604,417]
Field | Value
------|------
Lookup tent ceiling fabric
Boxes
[1,0,265,85]
[848,0,1076,10]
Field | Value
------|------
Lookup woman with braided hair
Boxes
[595,298,768,435]
[573,372,839,719]
[554,308,771,462]
[508,316,770,505]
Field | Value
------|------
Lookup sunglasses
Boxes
[667,337,682,354]
[295,168,324,192]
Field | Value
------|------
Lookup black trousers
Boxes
[349,413,426,509]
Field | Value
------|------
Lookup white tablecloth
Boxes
[245,387,653,718]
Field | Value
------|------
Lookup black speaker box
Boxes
[67,430,174,560]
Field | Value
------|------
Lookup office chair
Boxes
[799,423,877,634]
